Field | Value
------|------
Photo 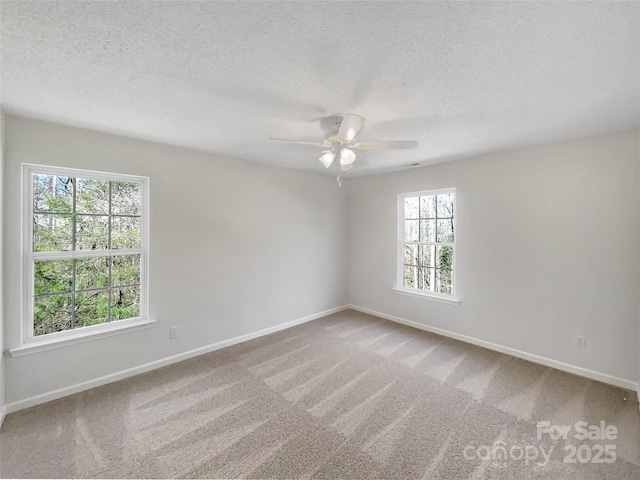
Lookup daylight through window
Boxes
[24,165,147,339]
[399,189,455,296]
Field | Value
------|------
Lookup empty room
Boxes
[0,1,639,479]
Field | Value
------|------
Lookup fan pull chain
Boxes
[337,175,342,187]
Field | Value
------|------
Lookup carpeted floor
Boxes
[1,309,639,479]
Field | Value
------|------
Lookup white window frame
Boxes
[394,188,460,306]
[13,164,153,356]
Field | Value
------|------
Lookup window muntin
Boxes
[399,189,455,296]
[24,165,148,341]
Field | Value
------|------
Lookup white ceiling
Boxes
[2,1,639,177]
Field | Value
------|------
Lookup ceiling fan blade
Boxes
[293,152,326,166]
[353,140,419,150]
[270,138,326,147]
[337,114,365,142]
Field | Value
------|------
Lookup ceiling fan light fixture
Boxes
[340,161,353,171]
[319,151,335,168]
[340,148,356,166]
[339,148,356,171]
[269,114,419,173]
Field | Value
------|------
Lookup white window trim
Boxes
[396,188,460,305]
[392,287,461,305]
[9,318,155,357]
[18,163,152,353]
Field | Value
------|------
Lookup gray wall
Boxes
[0,112,4,422]
[2,116,639,409]
[348,130,639,384]
[3,115,349,405]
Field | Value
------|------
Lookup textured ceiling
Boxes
[2,1,639,177]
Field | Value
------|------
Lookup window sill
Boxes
[392,287,461,306]
[8,318,156,357]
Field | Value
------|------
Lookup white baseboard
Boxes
[347,304,639,392]
[0,406,5,429]
[5,305,349,415]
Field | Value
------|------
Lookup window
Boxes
[22,164,148,344]
[397,189,456,301]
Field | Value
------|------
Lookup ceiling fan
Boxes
[270,114,419,171]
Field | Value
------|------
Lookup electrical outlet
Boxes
[574,335,585,349]
[170,326,178,339]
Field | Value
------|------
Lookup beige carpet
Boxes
[1,309,639,479]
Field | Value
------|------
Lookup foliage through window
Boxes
[399,189,455,296]
[25,165,147,338]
